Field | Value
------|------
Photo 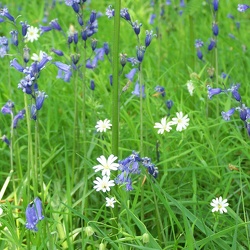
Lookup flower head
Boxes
[93,176,115,192]
[95,119,112,132]
[187,80,195,96]
[221,108,235,121]
[93,155,119,176]
[171,112,190,131]
[238,4,250,12]
[105,197,116,208]
[25,26,40,42]
[154,117,173,134]
[31,51,45,61]
[210,196,229,214]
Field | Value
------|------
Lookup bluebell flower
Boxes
[103,42,109,55]
[20,21,30,37]
[212,23,219,36]
[51,48,64,56]
[213,0,219,11]
[39,25,52,35]
[141,157,158,178]
[207,85,223,99]
[50,19,62,31]
[13,109,25,128]
[149,14,156,24]
[238,104,248,121]
[136,46,146,62]
[1,135,10,146]
[120,8,131,21]
[166,100,174,110]
[221,108,235,121]
[235,22,240,30]
[54,62,72,82]
[106,5,115,18]
[81,30,88,41]
[125,68,137,82]
[10,30,18,46]
[25,197,44,232]
[145,30,156,47]
[30,104,37,120]
[0,7,15,22]
[208,39,216,51]
[89,11,97,23]
[1,100,14,115]
[91,38,97,51]
[37,53,52,71]
[154,86,165,97]
[238,4,250,12]
[72,1,80,13]
[221,72,229,79]
[227,14,234,19]
[73,31,78,44]
[0,36,9,58]
[132,82,146,98]
[246,122,250,136]
[127,57,140,66]
[65,0,74,7]
[10,58,24,72]
[85,19,98,38]
[132,21,142,36]
[166,0,171,5]
[180,0,185,7]
[36,91,47,110]
[195,39,204,48]
[23,47,30,63]
[109,74,113,86]
[196,50,203,60]
[86,58,98,69]
[78,15,84,26]
[229,84,241,102]
[90,80,95,90]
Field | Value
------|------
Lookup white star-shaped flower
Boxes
[105,197,116,208]
[187,80,195,96]
[93,176,115,192]
[210,196,229,214]
[93,154,119,176]
[31,50,45,62]
[171,112,190,131]
[95,119,112,132]
[154,117,173,134]
[25,26,40,43]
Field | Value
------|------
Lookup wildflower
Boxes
[125,68,137,82]
[95,119,112,132]
[180,0,185,8]
[49,19,62,31]
[25,197,44,231]
[0,36,9,58]
[85,226,94,237]
[229,84,241,102]
[221,108,235,121]
[25,26,40,42]
[195,39,204,48]
[106,5,115,18]
[238,4,250,12]
[197,50,203,60]
[145,30,156,47]
[136,46,145,62]
[132,20,142,36]
[93,176,115,192]
[36,91,48,110]
[154,117,173,134]
[154,86,165,97]
[208,39,216,51]
[166,100,174,110]
[1,135,10,146]
[212,23,219,36]
[91,38,98,51]
[10,58,24,72]
[54,62,72,82]
[120,53,127,67]
[51,48,64,56]
[127,57,140,66]
[90,80,95,90]
[187,80,195,96]
[0,8,15,22]
[210,196,229,214]
[1,100,14,115]
[89,11,97,24]
[93,155,119,176]
[213,0,219,11]
[103,42,109,55]
[120,8,131,21]
[39,25,52,35]
[207,85,223,99]
[149,14,156,24]
[132,82,146,98]
[20,21,30,37]
[166,0,171,5]
[13,110,25,128]
[105,197,116,208]
[23,46,30,63]
[10,30,18,46]
[31,51,45,62]
[141,157,159,178]
[171,112,190,131]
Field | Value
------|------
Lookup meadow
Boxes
[0,0,250,249]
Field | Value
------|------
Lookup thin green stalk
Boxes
[112,0,121,237]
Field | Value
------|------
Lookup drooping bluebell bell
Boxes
[10,30,18,46]
[30,104,37,120]
[141,157,158,178]
[13,109,25,128]
[10,58,24,72]
[78,15,84,26]
[20,21,30,37]
[125,68,137,82]
[132,21,142,36]
[221,72,229,79]
[37,52,52,71]
[36,91,48,110]
[154,86,165,97]
[120,53,127,67]
[127,57,140,66]
[238,4,250,12]
[207,85,223,99]
[166,100,174,110]
[145,30,156,47]
[213,0,219,12]
[0,36,9,58]
[195,39,203,48]
[50,19,62,31]
[51,48,64,56]
[91,38,97,51]
[85,19,98,38]
[39,25,52,35]
[120,8,131,22]
[72,1,80,13]
[136,46,145,62]
[89,11,97,24]
[221,108,235,121]
[166,0,171,5]
[197,50,203,60]
[0,7,15,22]
[106,5,115,18]
[149,14,156,25]
[180,0,185,8]
[90,80,95,90]
[73,31,78,44]
[229,83,241,102]
[208,38,216,51]
[1,100,14,115]
[86,57,98,69]
[25,197,44,232]
[1,135,10,146]
[23,46,30,63]
[238,104,248,121]
[103,42,109,55]
[132,82,146,98]
[212,23,219,36]
[55,62,72,82]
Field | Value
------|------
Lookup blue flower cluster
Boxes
[207,82,250,136]
[25,197,44,232]
[115,151,158,191]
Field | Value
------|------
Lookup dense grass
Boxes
[0,0,250,249]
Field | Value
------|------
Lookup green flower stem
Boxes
[112,0,121,237]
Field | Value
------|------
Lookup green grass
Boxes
[0,0,250,249]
